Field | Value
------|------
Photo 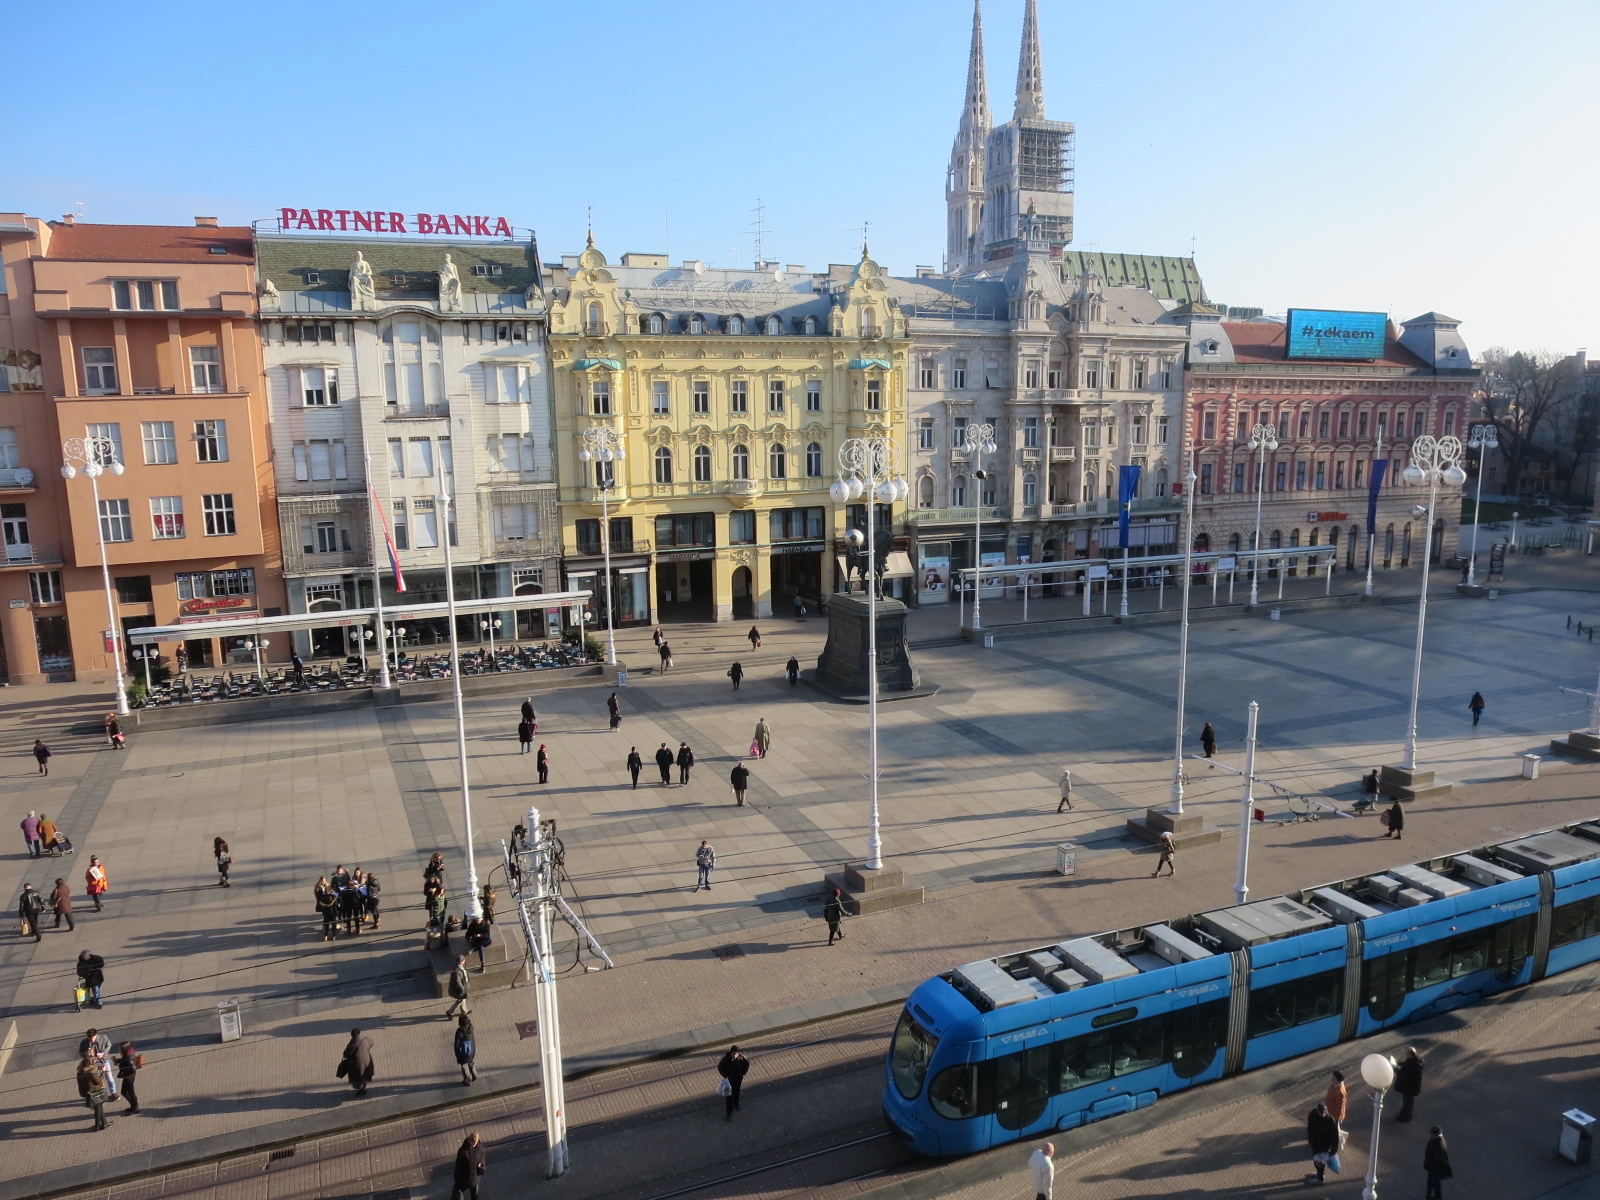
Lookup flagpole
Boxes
[364,452,392,690]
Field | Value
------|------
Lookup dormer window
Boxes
[803,316,818,335]
[727,315,744,335]
[765,315,781,335]
[647,314,664,334]
[689,314,705,334]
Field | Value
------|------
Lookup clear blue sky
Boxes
[8,1,1595,352]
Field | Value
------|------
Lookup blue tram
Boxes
[883,820,1600,1155]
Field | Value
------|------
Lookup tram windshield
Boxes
[890,1008,939,1099]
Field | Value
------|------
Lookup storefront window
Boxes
[654,512,715,548]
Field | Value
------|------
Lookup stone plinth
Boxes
[1550,730,1600,761]
[823,861,924,916]
[811,592,925,700]
[1379,764,1454,802]
[1456,583,1490,598]
[427,918,525,995]
[1125,806,1222,849]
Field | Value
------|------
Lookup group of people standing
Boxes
[314,866,382,940]
[75,1028,139,1131]
[1304,1051,1443,1191]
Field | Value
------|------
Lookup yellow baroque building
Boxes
[547,239,910,624]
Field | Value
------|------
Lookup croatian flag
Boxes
[369,483,408,593]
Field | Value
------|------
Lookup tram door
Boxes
[992,1042,1051,1134]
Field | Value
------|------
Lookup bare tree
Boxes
[1478,348,1575,496]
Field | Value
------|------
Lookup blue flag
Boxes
[1366,458,1389,537]
[1118,465,1143,548]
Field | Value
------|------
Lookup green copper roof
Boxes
[1058,251,1207,304]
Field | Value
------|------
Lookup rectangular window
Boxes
[1199,464,1213,494]
[189,346,223,393]
[1201,412,1215,441]
[407,437,434,477]
[202,493,236,536]
[1276,461,1288,491]
[729,510,756,545]
[299,438,348,481]
[1354,461,1364,488]
[175,572,206,600]
[731,380,748,413]
[141,421,177,465]
[591,379,611,415]
[918,361,936,389]
[1414,410,1426,438]
[952,360,967,390]
[1047,364,1062,389]
[954,416,969,446]
[1233,462,1246,493]
[1246,969,1342,1037]
[1318,410,1331,439]
[1082,420,1100,449]
[1156,416,1170,445]
[1358,411,1370,437]
[1299,410,1311,438]
[86,422,124,466]
[1335,461,1345,489]
[494,503,540,541]
[768,380,785,412]
[302,367,339,406]
[500,433,535,473]
[770,507,825,541]
[388,438,405,478]
[1338,410,1351,439]
[99,498,133,542]
[114,575,153,604]
[83,347,118,395]
[112,279,178,310]
[414,497,439,548]
[1131,415,1146,445]
[194,420,228,462]
[392,500,408,549]
[1023,417,1039,448]
[866,379,882,410]
[1024,360,1040,389]
[1084,361,1100,389]
[313,519,343,554]
[1443,411,1456,436]
[208,568,255,596]
[917,419,935,451]
[1108,361,1120,391]
[150,496,184,539]
[693,380,710,414]
[0,429,14,470]
[1133,362,1146,389]
[1315,462,1327,490]
[653,512,717,548]
[806,380,822,412]
[652,380,670,415]
[161,281,179,309]
[28,570,62,605]
[285,322,337,345]
[1296,461,1307,489]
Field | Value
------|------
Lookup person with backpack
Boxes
[453,1015,478,1085]
[1468,691,1486,726]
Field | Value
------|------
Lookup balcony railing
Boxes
[728,480,759,495]
[1048,447,1076,463]
[575,539,652,557]
[0,543,62,567]
[385,402,450,420]
[907,505,1009,524]
[0,467,38,489]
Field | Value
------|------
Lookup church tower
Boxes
[945,0,991,276]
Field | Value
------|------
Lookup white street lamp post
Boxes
[362,451,393,691]
[480,619,502,667]
[831,437,908,871]
[962,423,998,632]
[439,484,483,921]
[1246,423,1278,607]
[388,624,407,678]
[61,437,130,716]
[1465,423,1498,586]
[1169,453,1199,815]
[1359,1052,1397,1200]
[1235,700,1259,905]
[1399,435,1466,771]
[578,427,625,665]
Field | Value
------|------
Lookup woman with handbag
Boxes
[116,1042,141,1114]
[76,1052,111,1131]
[314,877,338,941]
[214,837,232,888]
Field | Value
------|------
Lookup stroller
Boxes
[47,832,75,856]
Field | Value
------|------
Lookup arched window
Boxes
[952,474,968,507]
[689,314,705,335]
[765,315,781,335]
[647,314,664,334]
[1269,530,1282,549]
[1155,467,1169,497]
[1193,532,1211,552]
[1384,523,1395,566]
[918,476,934,508]
[1309,528,1320,547]
[586,303,602,334]
[693,445,712,483]
[1082,469,1097,503]
[1228,532,1241,552]
[732,444,750,480]
[1289,528,1301,546]
[653,447,673,483]
[1022,473,1037,506]
[860,308,877,336]
[727,315,744,335]
[1401,525,1413,566]
[803,315,818,335]
[805,442,823,477]
[769,443,787,479]
[1348,524,1359,570]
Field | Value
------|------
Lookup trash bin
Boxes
[1559,1109,1594,1164]
[1055,843,1077,877]
[1269,608,1281,621]
[1523,754,1541,780]
[217,997,242,1043]
[616,669,628,688]
[983,634,995,649]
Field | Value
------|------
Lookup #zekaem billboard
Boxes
[1285,309,1386,361]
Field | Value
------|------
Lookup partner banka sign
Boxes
[276,208,515,237]
[1285,308,1387,361]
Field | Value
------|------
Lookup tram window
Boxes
[1490,915,1535,980]
[1551,897,1600,949]
[1056,1030,1112,1091]
[1449,929,1491,978]
[890,1009,939,1100]
[1111,1016,1165,1076]
[993,1046,1051,1131]
[1167,999,1228,1080]
[1248,969,1342,1037]
[929,1063,978,1119]
[1411,941,1452,990]
[1363,951,1407,1020]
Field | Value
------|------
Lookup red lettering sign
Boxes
[181,596,252,616]
[276,209,515,237]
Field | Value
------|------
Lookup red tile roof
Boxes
[1222,321,1428,369]
[46,223,253,264]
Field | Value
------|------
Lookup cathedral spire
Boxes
[962,0,990,133]
[946,0,992,274]
[1014,0,1044,121]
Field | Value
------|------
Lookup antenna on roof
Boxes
[749,198,767,267]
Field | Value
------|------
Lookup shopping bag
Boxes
[1379,811,1391,829]
[749,740,761,757]
[74,985,88,1007]
[717,1077,732,1097]
[1327,1153,1342,1175]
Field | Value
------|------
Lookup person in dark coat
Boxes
[75,951,105,1009]
[655,743,675,785]
[520,697,536,726]
[453,1015,478,1085]
[517,719,533,753]
[1363,769,1380,798]
[1394,1047,1424,1121]
[464,915,492,972]
[424,853,446,887]
[730,760,750,807]
[1385,800,1405,840]
[536,744,550,785]
[33,740,51,775]
[77,1052,111,1131]
[339,880,363,934]
[116,1041,141,1114]
[676,742,694,784]
[1468,691,1485,726]
[823,888,845,945]
[607,692,621,729]
[1423,1126,1452,1198]
[1200,722,1217,758]
[728,661,743,691]
[747,626,762,650]
[18,884,44,942]
[786,656,800,687]
[51,878,74,931]
[1305,1100,1340,1182]
[716,1045,750,1119]
[627,747,643,788]
[340,1028,375,1095]
[214,837,232,887]
[658,641,672,672]
[451,1132,485,1200]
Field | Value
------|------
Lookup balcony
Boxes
[492,537,552,559]
[574,539,652,557]
[0,468,38,491]
[1048,447,1077,463]
[384,402,451,420]
[0,542,63,568]
[907,505,1009,525]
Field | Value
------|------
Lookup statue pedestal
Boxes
[1550,730,1600,761]
[823,862,924,916]
[1378,764,1454,802]
[1125,806,1222,849]
[810,592,936,702]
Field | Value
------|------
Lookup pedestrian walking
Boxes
[314,877,338,940]
[658,640,673,671]
[608,691,621,729]
[716,1045,749,1119]
[728,661,743,691]
[785,656,799,687]
[1382,799,1405,840]
[175,644,187,673]
[451,1132,486,1200]
[32,740,51,775]
[730,760,750,807]
[1468,691,1485,726]
[51,877,74,931]
[213,837,232,887]
[1028,1142,1055,1200]
[676,741,694,784]
[77,1052,111,1131]
[695,839,716,890]
[453,1015,478,1085]
[365,873,382,929]
[1394,1046,1424,1122]
[75,950,105,1009]
[1325,1070,1347,1140]
[652,627,665,649]
[793,593,806,619]
[753,717,772,758]
[520,697,536,726]
[1363,769,1380,799]
[748,626,762,650]
[38,813,57,853]
[84,855,108,911]
[446,953,472,1017]
[1200,722,1217,758]
[116,1041,141,1114]
[655,742,675,786]
[1151,831,1176,877]
[536,744,550,784]
[1056,769,1073,813]
[338,1028,375,1096]
[517,718,533,753]
[292,652,305,685]
[627,747,643,789]
[1424,1126,1452,1198]
[21,810,41,857]
[104,713,125,750]
[18,883,44,942]
[1306,1100,1341,1183]
[823,887,845,945]
[465,915,492,971]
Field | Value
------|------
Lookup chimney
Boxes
[195,216,219,228]
[60,213,75,225]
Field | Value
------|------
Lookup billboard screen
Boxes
[1285,308,1387,361]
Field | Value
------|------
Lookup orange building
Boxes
[0,215,283,688]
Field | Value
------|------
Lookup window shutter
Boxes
[292,444,309,481]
